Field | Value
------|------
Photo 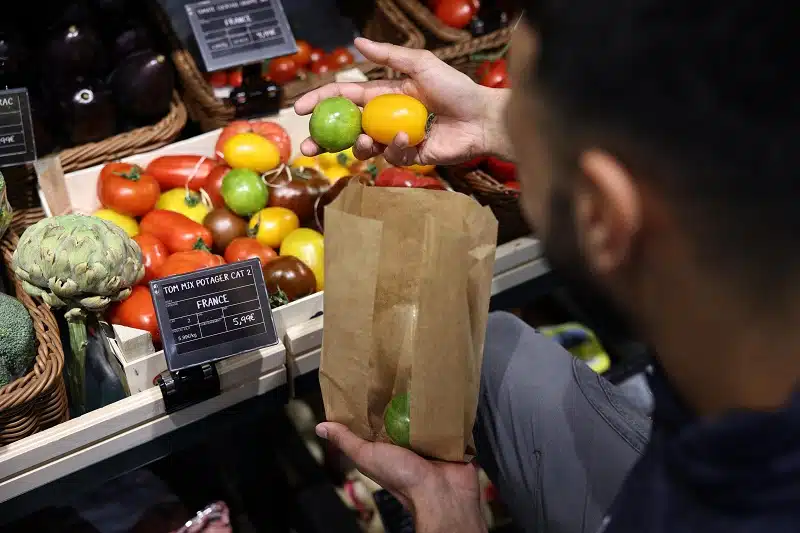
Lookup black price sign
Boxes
[150,258,279,371]
[0,88,36,168]
[185,0,297,72]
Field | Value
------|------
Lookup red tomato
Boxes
[214,120,253,158]
[140,210,214,253]
[267,56,298,84]
[478,59,510,88]
[289,40,312,67]
[223,237,277,266]
[329,48,355,68]
[97,162,160,217]
[504,181,520,191]
[427,0,442,8]
[486,157,517,182]
[155,250,226,279]
[435,0,475,29]
[133,234,169,284]
[208,71,228,88]
[228,68,243,87]
[108,286,161,343]
[249,121,292,164]
[215,120,291,164]
[145,155,217,191]
[204,164,230,208]
[375,168,445,190]
[309,48,325,64]
[310,59,332,75]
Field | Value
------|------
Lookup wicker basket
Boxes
[446,168,528,245]
[394,0,474,43]
[58,91,188,173]
[157,0,424,132]
[0,211,69,446]
[432,28,512,75]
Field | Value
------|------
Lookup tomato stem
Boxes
[184,191,201,207]
[113,166,142,182]
[192,238,211,252]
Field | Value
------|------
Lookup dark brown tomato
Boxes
[265,167,330,224]
[262,256,317,304]
[203,207,248,254]
[314,174,371,232]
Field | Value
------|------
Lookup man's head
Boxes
[506,2,796,339]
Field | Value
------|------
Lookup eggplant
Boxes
[88,0,129,24]
[109,50,174,123]
[111,26,154,64]
[0,32,30,88]
[43,24,107,81]
[58,79,116,145]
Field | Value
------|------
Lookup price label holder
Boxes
[185,0,297,72]
[149,258,279,413]
[0,88,36,168]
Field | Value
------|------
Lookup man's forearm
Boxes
[479,87,515,160]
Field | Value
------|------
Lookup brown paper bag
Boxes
[319,183,498,462]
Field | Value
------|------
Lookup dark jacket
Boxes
[604,369,800,532]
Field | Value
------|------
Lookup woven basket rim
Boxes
[158,0,424,129]
[432,27,512,62]
[0,229,67,412]
[393,0,472,42]
[57,91,187,174]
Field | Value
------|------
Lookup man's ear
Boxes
[574,150,642,275]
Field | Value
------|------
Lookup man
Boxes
[295,2,799,531]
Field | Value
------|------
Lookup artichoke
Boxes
[0,172,12,241]
[12,214,144,412]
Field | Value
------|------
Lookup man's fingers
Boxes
[317,423,375,468]
[294,79,408,115]
[353,134,385,160]
[300,138,321,157]
[294,83,368,115]
[383,132,420,167]
[355,37,436,76]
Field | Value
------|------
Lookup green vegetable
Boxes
[309,97,362,153]
[0,172,12,241]
[0,293,36,388]
[384,392,411,449]
[12,215,144,413]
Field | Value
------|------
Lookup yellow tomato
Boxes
[404,164,436,175]
[323,164,351,184]
[318,147,355,170]
[223,133,281,173]
[248,207,300,249]
[362,94,429,147]
[93,209,139,237]
[280,228,324,291]
[290,155,319,170]
[155,188,210,224]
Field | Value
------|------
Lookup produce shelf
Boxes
[0,235,547,511]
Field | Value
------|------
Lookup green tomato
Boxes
[384,392,410,449]
[221,168,269,216]
[309,97,362,153]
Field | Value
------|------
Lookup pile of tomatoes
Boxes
[98,117,449,344]
[206,40,355,89]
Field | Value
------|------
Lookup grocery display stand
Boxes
[0,236,551,523]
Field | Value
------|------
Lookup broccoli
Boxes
[0,293,36,388]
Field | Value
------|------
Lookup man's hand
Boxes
[316,422,487,533]
[294,38,512,167]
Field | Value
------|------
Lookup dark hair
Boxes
[521,2,797,292]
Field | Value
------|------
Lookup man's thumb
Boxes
[316,422,363,455]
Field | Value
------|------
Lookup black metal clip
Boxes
[156,363,221,414]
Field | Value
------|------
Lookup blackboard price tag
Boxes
[0,88,36,168]
[186,0,297,72]
[150,258,279,372]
